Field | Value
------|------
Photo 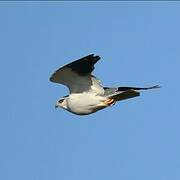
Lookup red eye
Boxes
[58,99,64,103]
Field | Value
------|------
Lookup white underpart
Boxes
[51,66,108,115]
[65,92,107,115]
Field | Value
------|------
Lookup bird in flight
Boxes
[49,54,160,115]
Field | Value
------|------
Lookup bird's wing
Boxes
[103,87,118,96]
[108,90,140,101]
[104,85,160,101]
[49,54,104,94]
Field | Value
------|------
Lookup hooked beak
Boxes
[55,104,59,109]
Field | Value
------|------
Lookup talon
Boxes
[104,98,115,106]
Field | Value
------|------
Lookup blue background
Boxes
[1,2,180,180]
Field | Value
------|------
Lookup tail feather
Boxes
[109,85,161,102]
[109,90,140,102]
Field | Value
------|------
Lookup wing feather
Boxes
[109,90,140,101]
[49,54,104,94]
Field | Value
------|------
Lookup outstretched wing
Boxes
[49,54,104,94]
[104,85,160,101]
[109,90,140,101]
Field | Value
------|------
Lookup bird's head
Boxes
[55,97,67,110]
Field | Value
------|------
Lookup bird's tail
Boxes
[109,85,161,102]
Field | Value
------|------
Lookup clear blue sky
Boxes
[1,2,180,180]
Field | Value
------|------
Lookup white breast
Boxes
[66,93,106,115]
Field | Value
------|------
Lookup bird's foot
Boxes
[104,98,116,106]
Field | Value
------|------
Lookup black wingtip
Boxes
[117,85,161,91]
[86,54,101,61]
[64,53,101,76]
[148,85,162,89]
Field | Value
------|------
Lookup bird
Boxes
[49,54,160,115]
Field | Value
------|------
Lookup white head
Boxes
[55,97,68,110]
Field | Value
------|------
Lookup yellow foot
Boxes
[104,98,116,106]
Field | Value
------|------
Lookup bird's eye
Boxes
[58,99,64,103]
